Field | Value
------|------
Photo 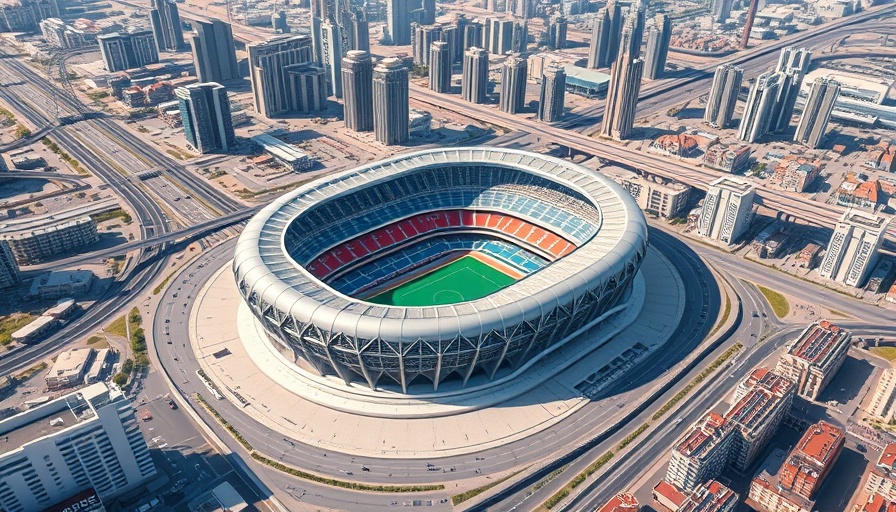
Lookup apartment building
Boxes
[774,321,851,400]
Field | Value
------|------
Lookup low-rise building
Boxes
[29,270,93,299]
[46,347,95,390]
[598,492,638,512]
[11,315,58,344]
[864,443,896,503]
[863,141,896,173]
[620,174,691,219]
[796,243,822,268]
[750,225,788,259]
[837,179,882,211]
[250,133,314,172]
[2,215,99,265]
[649,134,701,158]
[774,321,851,400]
[862,493,896,512]
[188,482,249,512]
[773,155,822,193]
[748,421,844,512]
[653,479,738,512]
[703,144,751,174]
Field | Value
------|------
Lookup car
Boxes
[140,410,153,421]
[362,466,370,472]
[165,319,170,323]
[166,399,177,410]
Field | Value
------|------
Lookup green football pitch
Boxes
[368,255,517,307]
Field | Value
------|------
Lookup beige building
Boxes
[620,174,691,219]
[0,240,19,289]
[667,412,732,491]
[869,369,896,422]
[2,216,99,265]
[46,347,95,390]
[774,321,851,400]
[865,443,896,503]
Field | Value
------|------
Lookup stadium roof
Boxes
[234,147,647,342]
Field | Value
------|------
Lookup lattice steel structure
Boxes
[233,148,648,392]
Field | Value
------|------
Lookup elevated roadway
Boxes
[0,170,86,183]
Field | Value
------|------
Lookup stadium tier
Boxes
[234,148,648,392]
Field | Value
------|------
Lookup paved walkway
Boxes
[190,248,684,458]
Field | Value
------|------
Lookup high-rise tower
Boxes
[601,40,643,140]
[704,64,743,128]
[644,14,670,79]
[176,82,235,154]
[820,211,889,287]
[373,58,409,145]
[738,71,781,142]
[342,50,374,131]
[794,78,840,149]
[321,21,343,98]
[538,64,565,122]
[500,53,526,113]
[190,19,239,83]
[387,0,412,44]
[462,46,489,104]
[429,41,451,93]
[248,35,314,117]
[698,177,755,245]
[149,0,183,51]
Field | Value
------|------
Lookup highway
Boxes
[150,225,720,510]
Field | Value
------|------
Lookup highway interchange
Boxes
[1,4,896,510]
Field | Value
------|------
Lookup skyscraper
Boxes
[0,383,156,511]
[711,0,732,22]
[176,82,235,154]
[0,240,19,289]
[248,35,314,117]
[538,64,565,122]
[285,63,329,112]
[387,0,412,45]
[704,64,743,128]
[429,40,451,93]
[98,31,158,72]
[738,71,781,143]
[342,50,374,131]
[149,0,183,51]
[190,19,239,83]
[619,9,643,61]
[321,21,343,98]
[499,53,526,113]
[588,9,610,69]
[412,23,441,66]
[644,14,671,80]
[548,14,567,49]
[272,10,289,33]
[794,78,840,149]
[463,22,482,51]
[462,47,489,104]
[486,18,514,55]
[770,47,811,133]
[819,211,889,287]
[373,58,409,145]
[441,25,458,64]
[511,19,527,53]
[698,177,755,245]
[350,9,370,51]
[601,47,643,140]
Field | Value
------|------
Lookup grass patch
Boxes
[153,271,176,295]
[709,293,731,338]
[207,170,227,180]
[86,335,104,344]
[105,315,128,338]
[41,137,89,175]
[15,361,48,380]
[251,453,445,493]
[86,90,109,101]
[757,285,790,318]
[652,342,743,421]
[106,308,147,367]
[1,313,38,345]
[452,472,519,505]
[195,393,253,451]
[91,208,132,224]
[540,452,615,511]
[871,347,896,361]
[14,124,31,139]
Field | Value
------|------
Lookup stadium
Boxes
[233,148,648,393]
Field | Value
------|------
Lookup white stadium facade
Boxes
[233,148,648,393]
